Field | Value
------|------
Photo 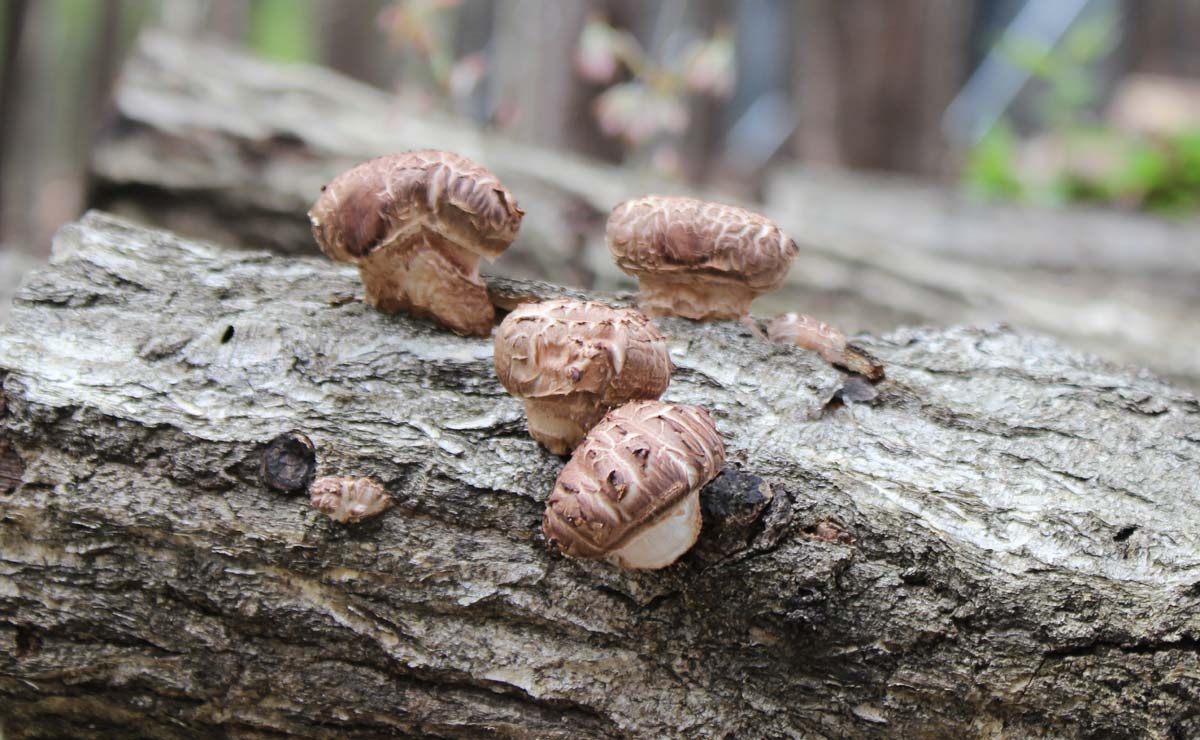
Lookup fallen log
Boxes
[89,32,1200,389]
[1,212,1199,738]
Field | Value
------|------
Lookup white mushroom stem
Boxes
[523,397,607,456]
[635,275,757,321]
[605,489,702,570]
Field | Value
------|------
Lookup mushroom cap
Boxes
[308,149,524,263]
[494,299,672,405]
[606,195,798,293]
[310,476,392,524]
[542,400,725,562]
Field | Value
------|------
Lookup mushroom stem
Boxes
[358,233,494,336]
[605,488,702,570]
[636,275,757,320]
[523,396,605,456]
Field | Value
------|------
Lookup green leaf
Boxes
[1064,14,1117,64]
[1052,71,1096,109]
[249,0,315,62]
[999,36,1053,78]
[963,123,1023,201]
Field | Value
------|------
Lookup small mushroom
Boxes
[494,299,672,455]
[606,195,799,320]
[309,476,392,523]
[308,150,524,336]
[543,400,725,569]
[768,312,884,380]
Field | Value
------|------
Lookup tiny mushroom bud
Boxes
[543,400,725,569]
[768,312,884,381]
[308,150,524,336]
[606,195,799,320]
[494,299,673,455]
[309,476,392,524]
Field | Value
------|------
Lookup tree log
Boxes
[88,32,1200,390]
[2,212,1200,738]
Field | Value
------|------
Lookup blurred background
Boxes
[1,0,1199,383]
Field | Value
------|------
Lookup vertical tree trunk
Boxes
[320,0,391,88]
[791,0,971,175]
[1126,0,1200,77]
[0,0,29,244]
[206,0,249,43]
[489,0,622,161]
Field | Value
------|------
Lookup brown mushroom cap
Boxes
[606,195,798,320]
[308,150,524,336]
[494,299,672,454]
[542,400,725,569]
[309,475,392,523]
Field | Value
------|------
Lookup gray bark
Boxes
[87,32,1200,390]
[2,211,1200,738]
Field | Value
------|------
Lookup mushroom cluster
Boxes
[304,148,879,566]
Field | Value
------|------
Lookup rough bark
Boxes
[87,32,1200,390]
[2,212,1200,738]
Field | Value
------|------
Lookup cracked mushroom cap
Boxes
[308,150,524,335]
[606,195,799,320]
[494,299,673,454]
[310,150,523,262]
[542,400,725,569]
[309,476,392,524]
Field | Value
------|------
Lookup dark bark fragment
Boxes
[259,431,316,495]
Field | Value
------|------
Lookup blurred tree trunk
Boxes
[489,0,623,161]
[0,0,29,245]
[791,0,971,175]
[80,1,122,181]
[1125,0,1200,76]
[321,0,391,89]
[205,0,248,41]
[1,0,53,253]
[673,0,729,184]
